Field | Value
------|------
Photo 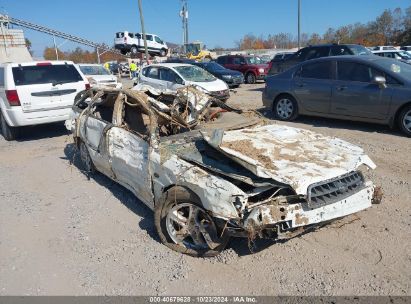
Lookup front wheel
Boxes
[398,105,411,137]
[155,186,229,257]
[0,111,19,141]
[245,73,256,84]
[273,95,298,121]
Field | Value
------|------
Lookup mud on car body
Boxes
[66,86,381,257]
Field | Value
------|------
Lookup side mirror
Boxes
[373,76,387,89]
[175,77,185,85]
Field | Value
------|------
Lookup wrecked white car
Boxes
[66,86,381,257]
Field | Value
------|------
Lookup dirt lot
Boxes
[0,82,410,296]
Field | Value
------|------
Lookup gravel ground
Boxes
[0,81,410,296]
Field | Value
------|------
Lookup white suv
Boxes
[0,61,89,140]
[114,31,168,57]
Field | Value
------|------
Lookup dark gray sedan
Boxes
[262,56,411,136]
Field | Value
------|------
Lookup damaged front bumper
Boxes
[240,182,376,239]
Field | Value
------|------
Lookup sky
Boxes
[1,0,410,58]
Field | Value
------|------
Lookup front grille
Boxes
[307,171,365,209]
[233,76,243,83]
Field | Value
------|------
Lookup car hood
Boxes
[213,69,243,77]
[186,79,228,92]
[201,124,376,195]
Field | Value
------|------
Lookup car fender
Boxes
[0,97,14,126]
[151,154,242,219]
[245,69,257,76]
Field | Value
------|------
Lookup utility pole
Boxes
[53,35,58,60]
[138,0,149,63]
[180,0,188,53]
[297,0,301,50]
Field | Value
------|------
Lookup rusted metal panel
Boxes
[203,125,376,195]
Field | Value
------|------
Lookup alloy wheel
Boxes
[276,98,294,119]
[402,109,411,134]
[166,202,218,251]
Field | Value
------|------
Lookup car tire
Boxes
[120,50,127,55]
[398,104,411,137]
[159,49,167,57]
[0,111,19,141]
[273,94,299,121]
[79,141,95,174]
[154,186,229,257]
[130,46,138,55]
[245,73,256,84]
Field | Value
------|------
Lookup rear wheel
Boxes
[245,73,256,84]
[0,111,19,141]
[155,186,229,257]
[273,95,298,121]
[159,49,167,57]
[398,105,411,137]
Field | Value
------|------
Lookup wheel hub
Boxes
[166,202,219,250]
[403,109,411,133]
[276,99,293,119]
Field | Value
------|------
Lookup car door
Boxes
[139,66,166,90]
[107,104,153,205]
[80,104,115,178]
[159,67,184,91]
[331,61,392,119]
[292,60,333,113]
[145,34,155,51]
[232,56,246,74]
[222,56,233,70]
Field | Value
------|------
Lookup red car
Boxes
[216,55,269,84]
